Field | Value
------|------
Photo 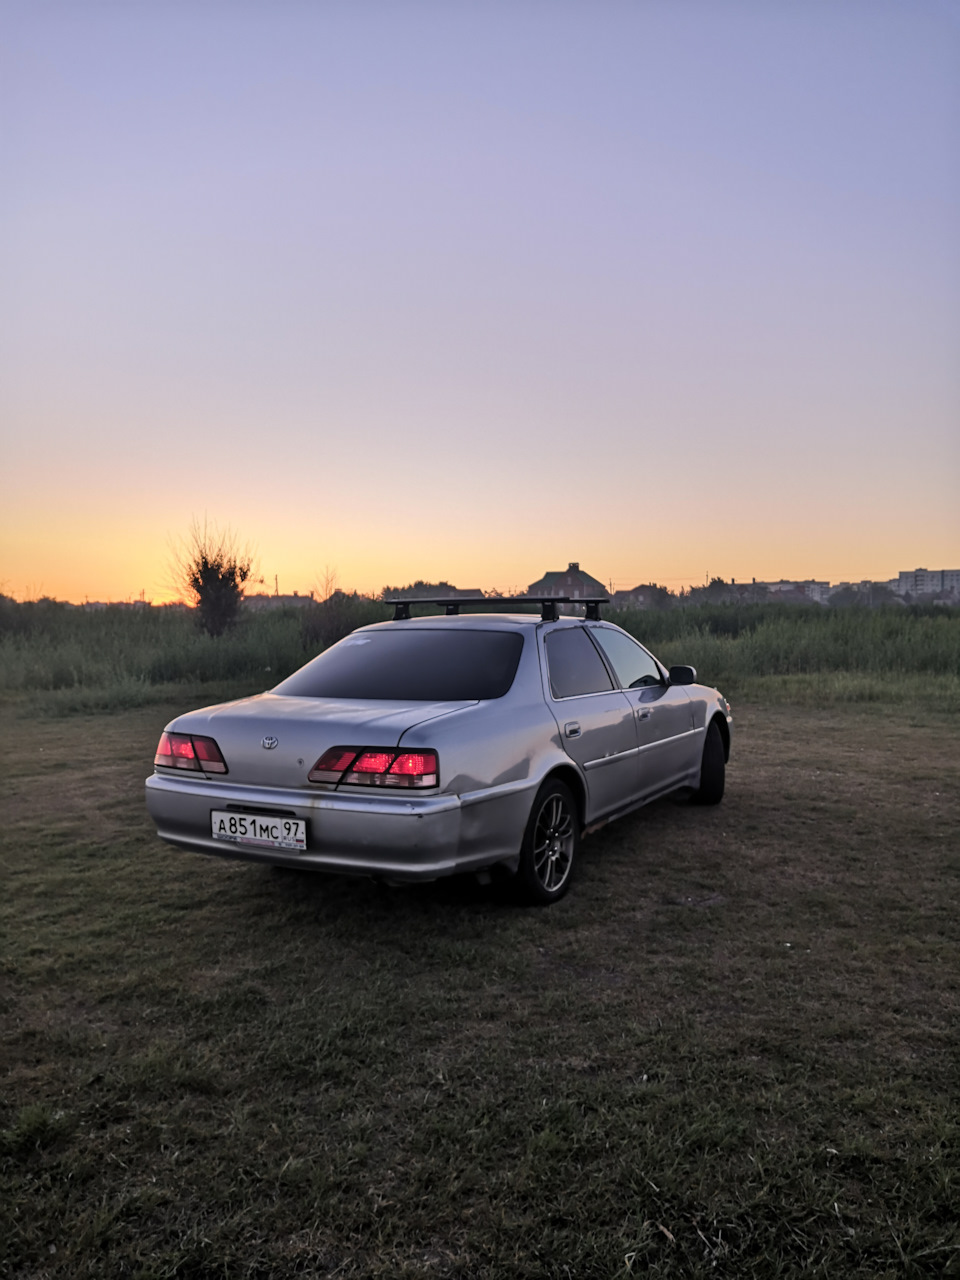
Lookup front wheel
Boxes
[692,719,725,805]
[515,779,580,905]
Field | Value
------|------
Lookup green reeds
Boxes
[1,598,957,712]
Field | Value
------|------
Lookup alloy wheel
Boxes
[531,793,575,893]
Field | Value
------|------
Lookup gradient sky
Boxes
[2,0,959,602]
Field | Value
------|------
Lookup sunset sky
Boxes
[2,1,959,603]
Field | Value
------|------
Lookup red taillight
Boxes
[353,751,396,774]
[192,736,228,773]
[390,752,436,777]
[308,748,359,782]
[308,747,439,788]
[154,732,227,774]
[154,732,196,770]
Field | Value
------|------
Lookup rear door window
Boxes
[544,627,615,699]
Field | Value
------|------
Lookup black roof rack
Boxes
[384,597,608,623]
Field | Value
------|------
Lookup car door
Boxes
[541,625,641,820]
[588,625,700,797]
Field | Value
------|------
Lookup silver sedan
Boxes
[145,604,732,904]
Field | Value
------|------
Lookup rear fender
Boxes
[541,763,587,829]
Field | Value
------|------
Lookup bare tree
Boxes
[172,519,257,636]
[315,565,341,603]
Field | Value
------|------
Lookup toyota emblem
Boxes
[261,736,279,750]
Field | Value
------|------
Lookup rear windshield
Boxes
[274,628,524,701]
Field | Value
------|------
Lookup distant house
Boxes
[383,582,483,600]
[244,591,315,612]
[741,579,830,605]
[765,584,815,606]
[525,562,607,601]
[772,580,830,604]
[80,599,152,611]
[607,584,671,610]
[608,586,649,608]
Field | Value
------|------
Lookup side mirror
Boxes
[668,664,697,685]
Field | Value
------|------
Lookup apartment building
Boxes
[897,568,960,597]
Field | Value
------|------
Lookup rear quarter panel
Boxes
[396,633,572,867]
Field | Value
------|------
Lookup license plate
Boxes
[211,811,307,851]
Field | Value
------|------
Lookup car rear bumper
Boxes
[145,772,527,881]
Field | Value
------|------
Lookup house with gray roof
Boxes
[525,562,607,600]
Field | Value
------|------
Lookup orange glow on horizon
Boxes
[3,502,957,605]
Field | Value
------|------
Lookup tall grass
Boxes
[1,598,957,711]
[0,597,388,698]
[0,603,303,692]
[616,603,960,682]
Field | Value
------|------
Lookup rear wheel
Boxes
[515,779,580,905]
[692,719,725,805]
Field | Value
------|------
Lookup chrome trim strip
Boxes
[637,728,700,754]
[549,689,620,702]
[581,746,641,771]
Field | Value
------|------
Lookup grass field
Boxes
[2,689,958,1277]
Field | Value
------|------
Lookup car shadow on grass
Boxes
[265,861,519,914]
[258,787,711,927]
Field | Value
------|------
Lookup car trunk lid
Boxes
[166,693,477,788]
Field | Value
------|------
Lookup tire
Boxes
[692,719,725,805]
[515,779,580,905]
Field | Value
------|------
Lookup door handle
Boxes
[637,709,651,721]
[564,721,581,739]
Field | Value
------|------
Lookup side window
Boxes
[590,628,663,689]
[544,627,615,699]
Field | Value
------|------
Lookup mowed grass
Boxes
[1,695,958,1277]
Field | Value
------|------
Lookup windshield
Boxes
[274,628,524,701]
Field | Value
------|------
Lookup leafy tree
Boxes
[173,520,257,636]
[682,577,734,606]
[827,586,863,609]
[300,591,390,650]
[645,584,675,609]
